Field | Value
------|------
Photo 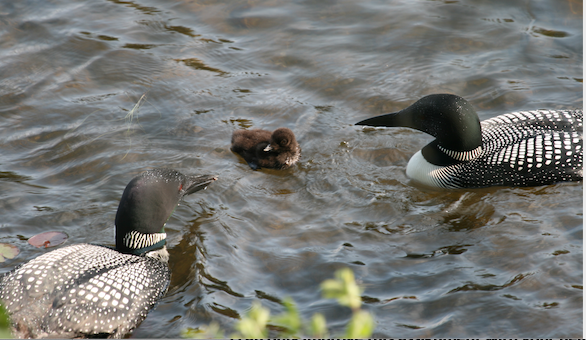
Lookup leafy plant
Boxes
[183,267,374,338]
[320,268,374,338]
[0,303,13,339]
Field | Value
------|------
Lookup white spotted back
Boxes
[0,244,170,338]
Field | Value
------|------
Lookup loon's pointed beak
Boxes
[355,94,483,152]
[183,175,217,196]
[263,144,273,152]
[355,111,409,128]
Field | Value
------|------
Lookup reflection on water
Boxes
[0,0,582,338]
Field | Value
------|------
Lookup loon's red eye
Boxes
[178,184,183,192]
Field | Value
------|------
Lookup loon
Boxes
[231,127,300,170]
[356,94,583,188]
[0,168,216,338]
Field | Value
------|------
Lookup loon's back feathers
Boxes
[0,169,216,338]
[1,244,169,338]
[476,109,581,186]
[356,94,582,189]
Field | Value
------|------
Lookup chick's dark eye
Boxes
[280,139,288,146]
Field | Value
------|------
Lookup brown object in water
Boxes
[230,127,300,170]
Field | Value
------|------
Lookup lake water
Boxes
[0,0,582,338]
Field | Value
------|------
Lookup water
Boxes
[0,0,582,337]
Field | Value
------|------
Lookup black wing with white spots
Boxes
[437,109,582,188]
[0,244,170,338]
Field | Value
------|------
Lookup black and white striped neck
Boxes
[421,140,484,166]
[122,230,167,256]
[437,144,483,162]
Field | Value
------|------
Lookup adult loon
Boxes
[231,127,300,170]
[0,168,216,338]
[356,94,583,188]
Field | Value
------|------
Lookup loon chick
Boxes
[0,168,216,338]
[231,127,300,170]
[356,94,583,188]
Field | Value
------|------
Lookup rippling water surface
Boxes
[0,0,582,338]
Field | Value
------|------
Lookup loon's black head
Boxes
[115,168,217,254]
[356,94,483,153]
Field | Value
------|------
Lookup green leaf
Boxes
[271,297,301,337]
[345,309,375,339]
[0,244,19,263]
[180,322,224,339]
[0,303,12,338]
[235,301,269,339]
[310,312,328,338]
[321,268,363,309]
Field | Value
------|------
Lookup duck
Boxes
[0,168,216,338]
[230,127,300,170]
[355,93,583,188]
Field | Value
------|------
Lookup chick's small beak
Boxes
[264,144,273,152]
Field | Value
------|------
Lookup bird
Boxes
[0,168,216,338]
[355,93,583,189]
[230,127,300,170]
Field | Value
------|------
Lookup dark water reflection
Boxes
[0,0,582,338]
